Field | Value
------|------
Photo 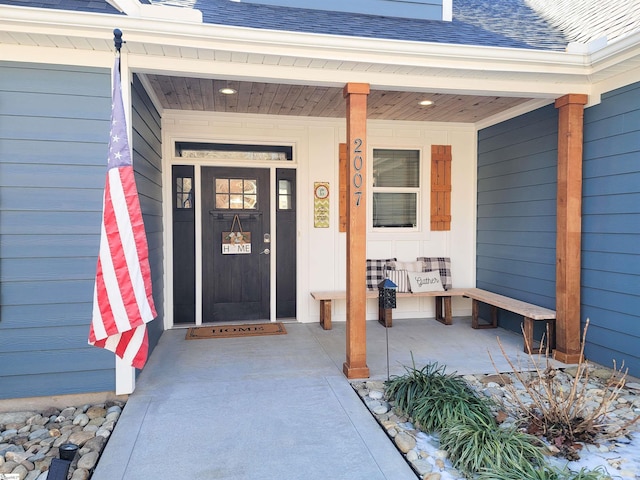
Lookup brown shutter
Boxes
[339,142,347,232]
[431,145,452,231]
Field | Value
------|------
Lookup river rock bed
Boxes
[353,367,640,480]
[0,401,125,480]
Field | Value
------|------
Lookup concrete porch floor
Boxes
[91,317,551,480]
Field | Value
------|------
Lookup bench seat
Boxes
[310,289,467,330]
[464,288,556,353]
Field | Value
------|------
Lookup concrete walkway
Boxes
[92,317,533,480]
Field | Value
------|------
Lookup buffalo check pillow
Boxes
[366,258,397,290]
[416,257,452,290]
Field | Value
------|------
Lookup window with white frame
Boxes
[372,149,420,229]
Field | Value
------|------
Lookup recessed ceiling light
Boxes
[419,100,434,106]
[219,87,237,95]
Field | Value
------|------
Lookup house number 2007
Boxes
[353,138,363,207]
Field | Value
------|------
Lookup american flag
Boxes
[89,57,157,369]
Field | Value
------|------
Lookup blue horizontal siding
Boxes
[0,325,96,353]
[581,82,640,378]
[1,258,96,282]
[476,230,556,248]
[131,74,164,355]
[1,303,92,329]
[582,251,640,276]
[1,279,94,306]
[477,215,556,232]
[581,306,639,333]
[477,256,555,279]
[0,234,99,258]
[0,163,105,188]
[0,211,101,235]
[0,347,112,377]
[1,138,107,166]
[583,342,640,379]
[582,233,639,255]
[478,183,556,204]
[0,62,115,399]
[476,243,555,264]
[581,287,640,318]
[477,199,556,218]
[1,187,102,211]
[0,371,115,401]
[477,104,558,335]
[583,213,640,234]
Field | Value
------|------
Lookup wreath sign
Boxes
[222,215,252,254]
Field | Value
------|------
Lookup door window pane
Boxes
[215,178,258,210]
[278,179,293,210]
[176,177,193,209]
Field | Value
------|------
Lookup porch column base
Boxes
[553,350,583,364]
[343,362,370,379]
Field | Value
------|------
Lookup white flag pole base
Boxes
[115,356,136,395]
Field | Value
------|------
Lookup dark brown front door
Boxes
[201,167,270,322]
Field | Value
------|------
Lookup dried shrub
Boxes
[490,318,640,459]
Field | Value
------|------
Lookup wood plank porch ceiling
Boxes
[146,75,533,123]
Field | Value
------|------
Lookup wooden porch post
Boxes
[554,94,588,364]
[343,83,370,379]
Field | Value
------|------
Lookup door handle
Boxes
[259,248,271,255]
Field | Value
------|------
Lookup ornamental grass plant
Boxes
[384,359,546,478]
[383,353,613,480]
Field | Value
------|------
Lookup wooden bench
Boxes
[463,288,556,354]
[310,289,467,330]
[310,287,556,354]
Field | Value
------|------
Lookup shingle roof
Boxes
[154,0,570,51]
[3,0,640,52]
[526,0,640,44]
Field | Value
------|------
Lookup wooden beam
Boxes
[343,82,370,379]
[554,93,588,364]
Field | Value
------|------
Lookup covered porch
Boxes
[91,317,550,480]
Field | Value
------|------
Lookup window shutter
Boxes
[431,145,452,231]
[339,142,347,232]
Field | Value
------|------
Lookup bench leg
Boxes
[548,320,556,350]
[320,300,332,330]
[378,306,392,328]
[471,300,498,329]
[434,296,452,325]
[523,316,534,353]
[523,318,556,354]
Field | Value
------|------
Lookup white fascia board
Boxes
[588,30,640,75]
[0,44,114,68]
